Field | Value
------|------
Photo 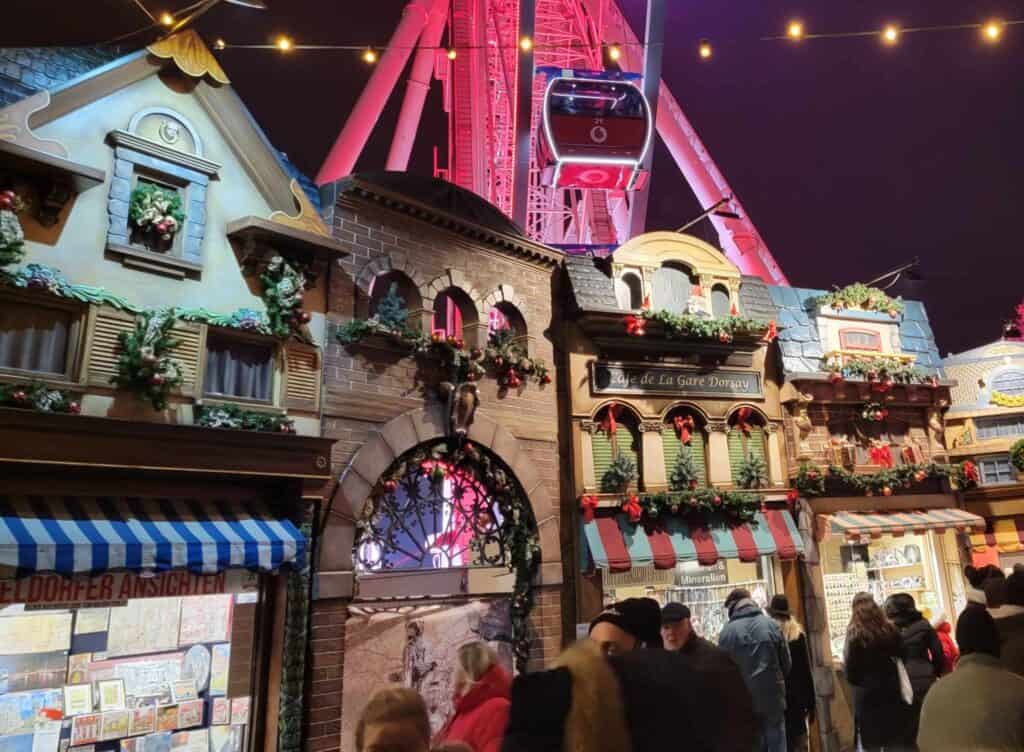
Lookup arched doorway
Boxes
[340,437,539,745]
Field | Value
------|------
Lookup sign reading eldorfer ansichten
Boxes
[591,361,763,398]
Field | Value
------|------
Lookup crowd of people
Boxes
[354,572,1024,752]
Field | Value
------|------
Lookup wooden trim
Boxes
[259,576,284,752]
[0,289,88,384]
[282,342,321,414]
[838,328,882,352]
[226,216,348,260]
[107,242,203,279]
[0,140,105,193]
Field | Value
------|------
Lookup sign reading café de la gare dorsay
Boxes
[591,361,763,398]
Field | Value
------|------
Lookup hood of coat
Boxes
[454,664,511,715]
[889,604,926,629]
[728,598,762,620]
[900,616,933,643]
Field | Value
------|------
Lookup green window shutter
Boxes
[663,427,707,486]
[728,430,746,481]
[592,430,615,485]
[729,426,768,482]
[748,427,767,464]
[618,425,639,478]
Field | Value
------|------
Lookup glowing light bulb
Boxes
[363,47,378,64]
[882,25,900,45]
[519,36,533,52]
[447,47,457,60]
[214,38,226,51]
[983,20,1003,42]
[608,43,622,61]
[276,36,293,52]
[698,38,712,60]
[159,12,174,26]
[787,21,804,40]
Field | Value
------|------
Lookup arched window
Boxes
[369,270,421,330]
[993,369,1024,397]
[489,302,527,342]
[651,262,694,314]
[615,272,644,310]
[662,409,708,488]
[432,287,477,339]
[711,285,731,318]
[591,404,641,492]
[728,408,768,483]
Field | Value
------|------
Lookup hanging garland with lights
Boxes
[580,488,762,526]
[791,460,977,497]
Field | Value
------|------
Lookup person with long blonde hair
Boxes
[844,593,913,751]
[433,642,510,752]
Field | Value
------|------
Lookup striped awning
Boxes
[970,516,1024,554]
[825,508,985,542]
[582,510,804,573]
[0,497,306,575]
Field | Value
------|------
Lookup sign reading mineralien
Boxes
[591,361,762,398]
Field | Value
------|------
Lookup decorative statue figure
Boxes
[441,381,479,437]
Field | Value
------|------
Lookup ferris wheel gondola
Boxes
[537,67,653,191]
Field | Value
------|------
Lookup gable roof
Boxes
[0,45,124,108]
[768,285,944,378]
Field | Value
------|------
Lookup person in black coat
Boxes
[767,595,816,752]
[844,593,914,751]
[885,593,943,743]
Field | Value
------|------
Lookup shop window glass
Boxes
[992,370,1024,397]
[976,415,1024,439]
[489,302,526,340]
[432,288,476,340]
[651,263,692,315]
[661,416,708,486]
[0,303,72,377]
[979,455,1015,485]
[615,273,643,311]
[839,329,882,351]
[204,333,274,402]
[710,285,731,318]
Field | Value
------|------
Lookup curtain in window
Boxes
[432,294,463,338]
[204,338,273,401]
[0,306,69,375]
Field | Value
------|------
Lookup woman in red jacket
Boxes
[434,642,511,752]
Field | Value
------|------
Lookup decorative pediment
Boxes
[147,30,230,85]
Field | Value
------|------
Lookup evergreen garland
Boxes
[640,308,769,343]
[111,309,184,411]
[736,455,769,489]
[824,353,931,385]
[195,403,296,433]
[1012,439,1024,473]
[791,461,970,496]
[634,488,761,524]
[601,451,637,493]
[817,283,904,316]
[0,381,80,414]
[669,446,700,492]
[260,255,311,339]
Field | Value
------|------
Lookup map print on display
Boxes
[107,599,181,658]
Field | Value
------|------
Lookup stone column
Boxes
[766,422,786,486]
[640,421,666,488]
[707,421,732,485]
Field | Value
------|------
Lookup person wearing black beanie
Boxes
[588,597,663,655]
[918,607,1024,751]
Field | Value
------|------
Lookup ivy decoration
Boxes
[129,182,185,244]
[0,190,26,268]
[601,451,637,493]
[736,455,769,489]
[1011,439,1024,473]
[195,403,296,433]
[860,401,889,422]
[260,256,311,339]
[640,308,772,343]
[817,283,904,317]
[0,381,80,414]
[111,309,184,411]
[2,263,138,311]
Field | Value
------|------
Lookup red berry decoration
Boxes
[494,357,504,367]
[914,470,926,483]
[11,390,27,402]
[454,338,465,350]
[149,374,165,385]
[300,311,312,323]
[718,331,731,343]
[829,372,844,385]
[713,495,722,506]
[0,196,11,211]
[431,332,442,344]
[68,402,81,414]
[471,348,482,360]
[882,486,893,497]
[540,373,551,384]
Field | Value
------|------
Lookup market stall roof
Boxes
[582,510,804,572]
[824,508,984,542]
[0,496,305,575]
[970,516,1024,555]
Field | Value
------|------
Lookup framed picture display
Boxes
[101,710,130,741]
[155,706,178,733]
[67,654,90,685]
[129,706,156,737]
[98,679,127,712]
[228,698,249,727]
[120,739,138,752]
[63,684,93,717]
[210,698,229,726]
[169,681,197,704]
[142,732,170,752]
[176,700,203,730]
[70,713,101,746]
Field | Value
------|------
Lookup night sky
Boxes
[6,1,1023,355]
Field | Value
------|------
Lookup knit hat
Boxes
[589,598,664,648]
[956,604,1001,657]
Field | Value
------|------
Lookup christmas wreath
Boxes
[0,382,80,414]
[111,309,184,411]
[260,256,311,339]
[195,403,296,433]
[0,190,25,268]
[129,182,185,246]
[817,283,904,317]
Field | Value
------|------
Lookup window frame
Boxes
[975,415,1024,440]
[978,455,1016,486]
[839,328,883,352]
[992,370,1024,397]
[0,289,86,387]
[200,327,281,407]
[618,271,644,311]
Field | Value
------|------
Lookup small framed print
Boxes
[156,706,178,733]
[98,679,127,712]
[71,713,101,746]
[176,700,203,730]
[63,684,94,717]
[210,698,229,726]
[120,739,138,752]
[67,654,91,685]
[228,698,249,727]
[101,710,130,741]
[129,706,156,737]
[170,681,197,704]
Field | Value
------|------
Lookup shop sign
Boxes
[676,561,729,588]
[603,565,674,588]
[0,570,258,609]
[591,362,763,398]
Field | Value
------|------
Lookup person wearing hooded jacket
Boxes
[885,593,943,743]
[718,588,792,752]
[435,642,511,752]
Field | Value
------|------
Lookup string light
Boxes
[787,20,804,40]
[983,20,1004,42]
[214,38,226,51]
[362,47,378,63]
[447,47,457,60]
[159,11,174,27]
[698,38,712,60]
[607,43,622,61]
[519,36,533,52]
[275,35,293,52]
[882,24,900,44]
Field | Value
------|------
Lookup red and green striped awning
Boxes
[582,510,804,573]
[826,508,984,542]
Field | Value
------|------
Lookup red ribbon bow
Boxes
[642,295,651,311]
[622,494,642,523]
[762,320,778,343]
[962,461,979,483]
[869,444,895,469]
[786,489,799,504]
[599,403,621,436]
[730,303,739,316]
[580,494,600,523]
[673,414,695,444]
[734,406,753,435]
[624,314,646,336]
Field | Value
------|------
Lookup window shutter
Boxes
[168,323,201,397]
[730,426,768,482]
[87,309,135,386]
[285,345,321,412]
[592,425,639,487]
[662,426,707,485]
[728,430,746,481]
[652,267,690,314]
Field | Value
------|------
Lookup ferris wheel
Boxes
[315,0,788,285]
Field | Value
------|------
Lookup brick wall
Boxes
[305,600,348,752]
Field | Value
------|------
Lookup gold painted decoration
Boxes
[991,390,1024,408]
[147,30,230,85]
[0,91,68,157]
[269,180,330,238]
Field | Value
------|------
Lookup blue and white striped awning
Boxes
[0,497,306,575]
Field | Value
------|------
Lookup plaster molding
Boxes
[108,129,221,177]
[147,29,230,85]
[268,180,330,238]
